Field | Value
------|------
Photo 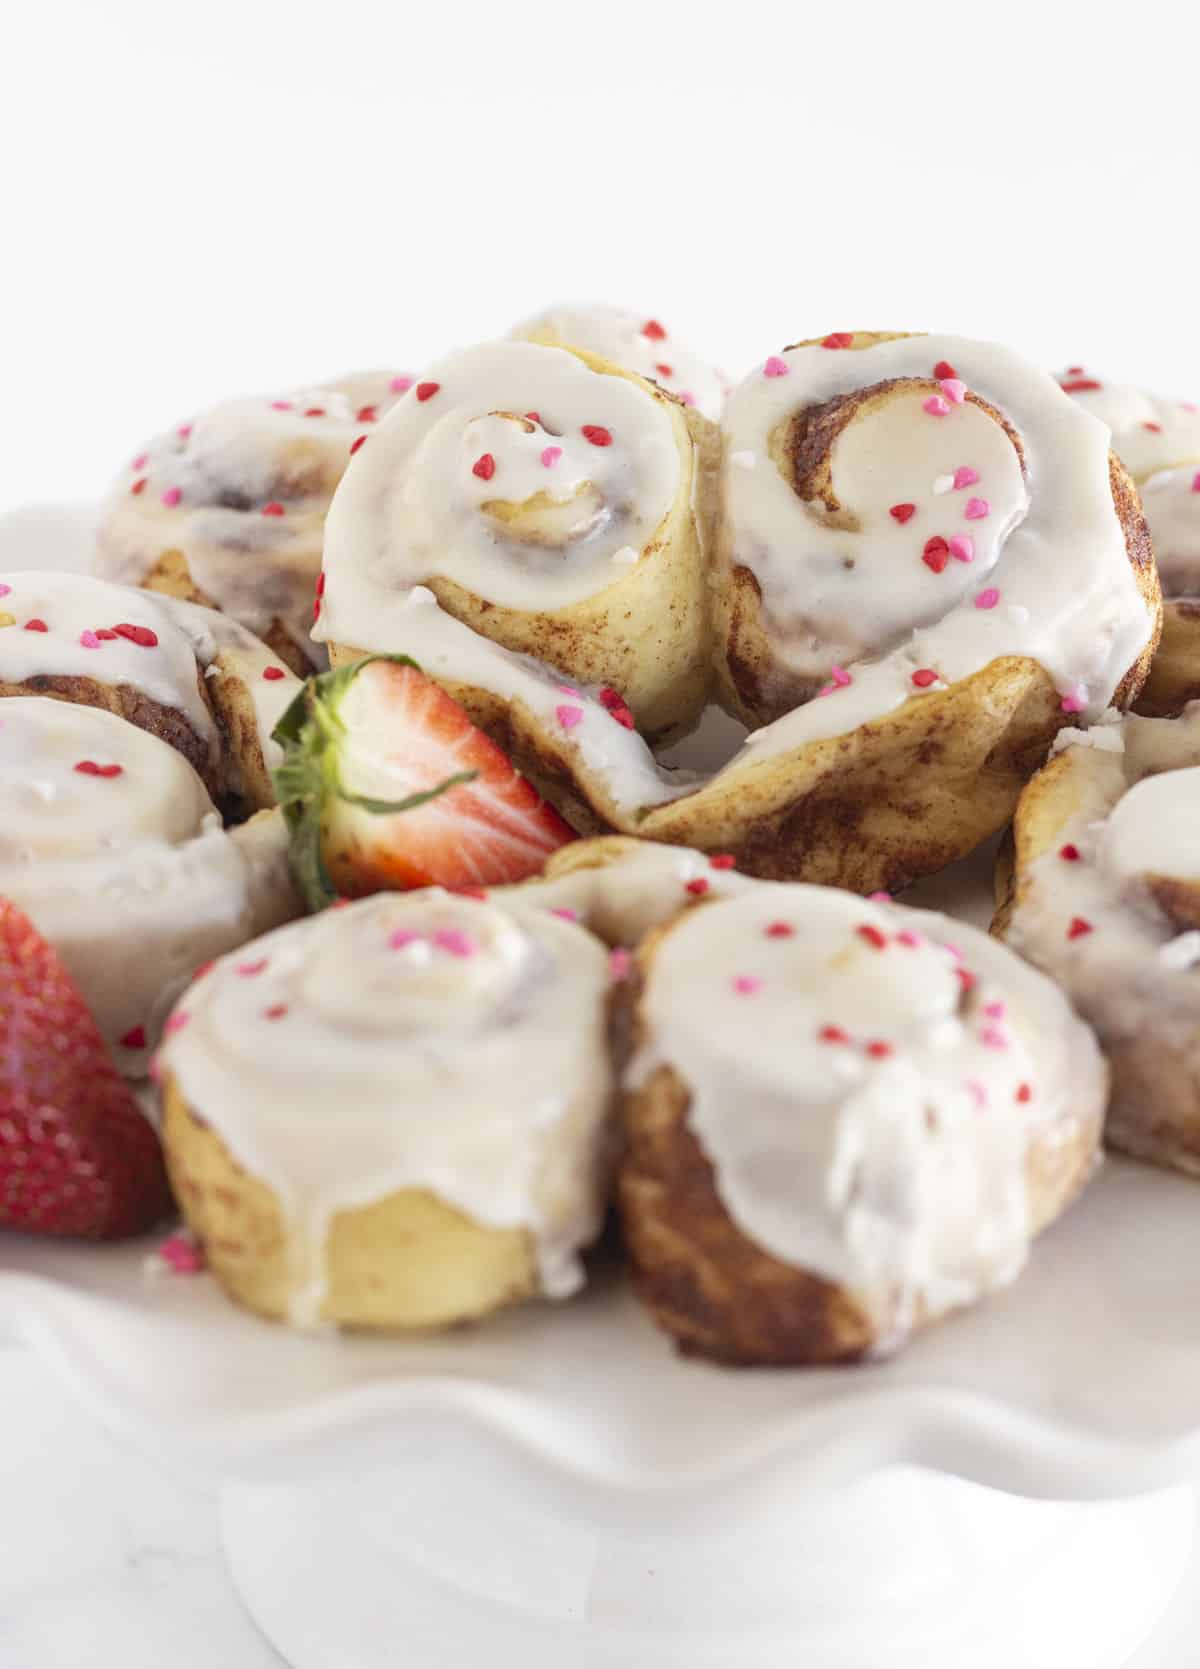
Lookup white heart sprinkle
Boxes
[932,474,955,495]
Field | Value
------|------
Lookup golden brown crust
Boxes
[202,655,279,815]
[1134,600,1200,717]
[161,1075,540,1329]
[141,549,315,677]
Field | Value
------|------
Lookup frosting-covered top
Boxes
[629,884,1103,1337]
[722,335,1152,730]
[97,370,413,653]
[0,697,299,1069]
[1057,366,1200,596]
[0,570,216,745]
[319,341,684,617]
[511,303,727,421]
[158,889,616,1323]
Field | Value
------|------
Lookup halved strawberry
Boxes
[0,899,173,1239]
[272,656,575,909]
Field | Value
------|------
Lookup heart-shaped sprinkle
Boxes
[932,474,954,495]
[654,363,673,378]
[763,356,789,378]
[415,382,440,402]
[765,921,795,938]
[433,929,477,958]
[356,404,378,423]
[350,435,367,455]
[79,630,101,649]
[389,374,414,393]
[974,587,1000,610]
[819,1024,850,1043]
[856,924,888,949]
[388,929,422,950]
[956,968,977,993]
[1016,1083,1033,1103]
[303,407,326,419]
[541,445,563,468]
[261,501,286,516]
[889,502,916,524]
[74,760,123,778]
[95,628,117,640]
[270,400,293,411]
[953,466,980,490]
[948,534,974,562]
[119,1025,147,1050]
[1067,917,1093,940]
[829,664,852,687]
[911,668,938,688]
[922,537,950,573]
[262,666,286,681]
[130,478,147,495]
[923,395,951,417]
[264,1003,289,1020]
[642,320,667,340]
[732,974,763,995]
[964,497,990,520]
[161,487,182,507]
[1060,378,1102,393]
[237,959,268,977]
[685,877,709,897]
[1144,421,1162,433]
[709,853,737,870]
[896,929,923,948]
[472,452,496,481]
[933,360,958,380]
[865,1040,893,1059]
[1191,470,1200,493]
[0,584,9,598]
[113,623,159,648]
[555,704,583,730]
[1059,844,1081,862]
[822,333,853,349]
[24,618,48,632]
[939,378,967,404]
[582,425,612,446]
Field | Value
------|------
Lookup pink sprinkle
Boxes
[161,486,182,508]
[944,941,963,962]
[433,928,476,958]
[678,391,696,407]
[131,453,149,470]
[868,890,891,902]
[236,958,268,977]
[1060,685,1086,714]
[763,356,790,378]
[270,400,293,411]
[939,378,967,405]
[388,929,422,950]
[164,1011,190,1035]
[948,534,974,563]
[983,1000,1007,1019]
[966,1079,989,1109]
[975,587,1001,610]
[923,396,952,417]
[555,683,581,696]
[830,663,852,687]
[1192,470,1200,493]
[896,929,924,948]
[157,1234,205,1275]
[0,584,9,598]
[609,947,633,981]
[541,445,563,468]
[79,630,101,649]
[953,466,980,490]
[177,423,193,439]
[980,1026,1008,1051]
[551,907,578,922]
[964,497,990,520]
[389,374,414,394]
[555,703,584,730]
[732,975,763,995]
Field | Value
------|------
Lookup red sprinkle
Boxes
[1016,1083,1033,1104]
[822,332,853,349]
[765,922,795,938]
[415,382,440,402]
[955,967,977,992]
[524,411,542,424]
[130,477,148,495]
[350,435,368,455]
[192,960,216,980]
[472,453,497,481]
[1067,917,1094,940]
[922,537,950,573]
[356,404,378,423]
[685,878,710,897]
[856,924,888,950]
[237,959,268,977]
[1144,422,1163,433]
[911,668,938,688]
[119,1025,147,1050]
[316,571,326,598]
[582,425,613,447]
[1059,843,1081,862]
[865,1040,893,1059]
[819,1024,850,1044]
[709,854,737,870]
[74,760,123,778]
[262,666,286,681]
[654,363,673,377]
[95,629,117,640]
[642,320,667,340]
[890,503,917,524]
[1060,378,1103,394]
[261,501,286,516]
[598,686,625,710]
[304,407,326,418]
[933,360,958,380]
[113,623,159,648]
[264,1003,289,1021]
[23,619,48,632]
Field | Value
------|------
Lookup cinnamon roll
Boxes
[511,304,727,420]
[157,889,616,1329]
[621,884,1106,1364]
[0,571,299,813]
[997,701,1200,1176]
[0,698,300,1073]
[95,370,413,674]
[1057,366,1200,717]
[315,339,715,761]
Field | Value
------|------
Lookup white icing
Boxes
[1058,369,1200,597]
[96,370,410,656]
[511,303,727,421]
[0,698,298,1071]
[320,341,683,615]
[0,570,216,746]
[158,890,615,1324]
[721,336,1152,730]
[628,885,1103,1336]
[1102,767,1200,883]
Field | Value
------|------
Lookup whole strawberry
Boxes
[0,899,173,1239]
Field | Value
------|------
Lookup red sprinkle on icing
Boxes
[350,435,368,455]
[922,537,950,573]
[1067,917,1094,940]
[732,975,763,995]
[1016,1083,1033,1104]
[472,453,497,481]
[819,1024,849,1043]
[304,407,326,418]
[598,686,625,710]
[856,924,888,950]
[709,853,737,870]
[865,1040,893,1059]
[822,333,853,349]
[356,404,378,423]
[262,666,286,681]
[933,360,958,380]
[582,425,613,446]
[164,1011,190,1035]
[524,412,542,424]
[261,501,286,516]
[264,1003,289,1020]
[1059,843,1081,862]
[765,921,795,938]
[955,967,977,992]
[95,628,117,639]
[130,477,147,495]
[1060,378,1102,393]
[1192,471,1200,493]
[316,572,326,598]
[74,760,123,778]
[237,959,268,977]
[23,618,48,632]
[642,320,667,340]
[890,503,917,524]
[415,382,440,402]
[119,1025,147,1050]
[113,623,159,647]
[911,668,939,688]
[551,907,578,922]
[685,878,710,897]
[1144,422,1163,433]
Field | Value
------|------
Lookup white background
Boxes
[3,5,1200,1664]
[3,0,1200,507]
